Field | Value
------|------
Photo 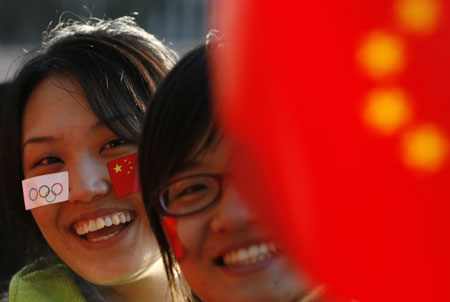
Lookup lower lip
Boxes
[72,217,136,249]
[217,253,279,276]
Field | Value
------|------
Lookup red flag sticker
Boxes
[107,153,141,197]
[162,217,184,260]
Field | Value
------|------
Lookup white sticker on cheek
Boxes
[22,171,69,210]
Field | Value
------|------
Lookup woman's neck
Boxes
[96,257,170,302]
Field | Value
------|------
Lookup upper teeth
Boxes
[74,211,133,235]
[222,241,278,266]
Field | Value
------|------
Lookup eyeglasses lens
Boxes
[162,175,219,215]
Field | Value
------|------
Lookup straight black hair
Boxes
[139,44,219,302]
[0,16,176,261]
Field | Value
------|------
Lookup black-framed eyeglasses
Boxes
[157,173,224,217]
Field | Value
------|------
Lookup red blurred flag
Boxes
[107,153,141,197]
[214,0,450,301]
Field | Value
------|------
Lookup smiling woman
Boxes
[0,16,197,302]
[22,75,148,283]
[139,43,323,301]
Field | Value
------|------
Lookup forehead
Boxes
[22,75,98,142]
[187,138,232,171]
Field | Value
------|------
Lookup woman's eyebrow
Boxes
[91,120,108,131]
[23,121,104,151]
[174,160,205,176]
[23,136,58,151]
[97,115,136,128]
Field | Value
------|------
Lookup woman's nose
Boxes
[210,185,254,233]
[68,154,111,203]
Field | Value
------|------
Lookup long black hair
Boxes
[139,44,220,302]
[0,16,176,261]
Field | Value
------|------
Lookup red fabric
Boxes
[107,153,141,197]
[213,0,450,301]
[162,217,184,260]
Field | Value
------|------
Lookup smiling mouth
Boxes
[215,241,279,267]
[73,211,134,243]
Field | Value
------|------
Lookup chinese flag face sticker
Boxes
[107,153,141,197]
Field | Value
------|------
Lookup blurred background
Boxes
[0,0,210,81]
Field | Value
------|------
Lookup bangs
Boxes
[47,36,161,141]
[139,45,214,195]
[183,123,224,169]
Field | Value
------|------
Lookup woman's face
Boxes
[22,75,161,285]
[169,140,309,302]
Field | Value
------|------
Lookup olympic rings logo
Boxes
[28,183,63,205]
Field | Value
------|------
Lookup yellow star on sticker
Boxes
[113,164,122,173]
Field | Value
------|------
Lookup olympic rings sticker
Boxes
[28,188,39,203]
[22,171,69,210]
[51,183,63,195]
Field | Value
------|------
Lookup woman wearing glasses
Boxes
[139,43,322,301]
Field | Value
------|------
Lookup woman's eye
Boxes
[36,156,62,166]
[176,184,208,198]
[101,139,130,151]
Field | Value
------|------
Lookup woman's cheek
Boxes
[31,206,57,230]
[31,205,62,247]
[177,218,206,255]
